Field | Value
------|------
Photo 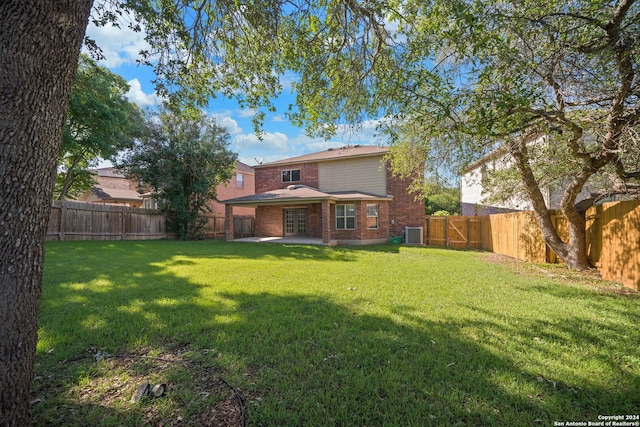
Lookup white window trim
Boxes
[336,203,355,230]
[366,204,379,230]
[282,169,301,183]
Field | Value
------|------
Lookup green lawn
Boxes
[34,240,640,426]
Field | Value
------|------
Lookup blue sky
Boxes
[84,16,386,168]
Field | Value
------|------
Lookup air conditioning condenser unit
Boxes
[405,226,424,245]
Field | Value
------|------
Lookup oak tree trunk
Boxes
[0,1,93,424]
[509,137,591,271]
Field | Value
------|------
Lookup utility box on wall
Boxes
[405,226,424,245]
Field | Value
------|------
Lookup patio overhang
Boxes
[221,185,393,208]
[222,185,394,245]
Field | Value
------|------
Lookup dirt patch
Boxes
[31,346,245,426]
[482,252,638,296]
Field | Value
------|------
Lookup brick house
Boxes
[81,162,255,215]
[79,167,144,207]
[222,145,425,245]
[209,161,255,216]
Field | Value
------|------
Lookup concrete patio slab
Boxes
[233,236,327,245]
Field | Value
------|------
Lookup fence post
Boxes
[467,218,471,248]
[445,216,450,247]
[426,216,431,245]
[120,209,125,240]
[59,201,67,241]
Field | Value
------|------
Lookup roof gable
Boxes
[254,145,388,168]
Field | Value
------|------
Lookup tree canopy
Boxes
[89,0,638,269]
[117,108,237,240]
[384,0,640,269]
[55,54,143,200]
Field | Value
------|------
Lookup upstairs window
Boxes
[336,204,355,230]
[236,173,244,189]
[282,169,300,183]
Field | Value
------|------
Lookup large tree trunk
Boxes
[509,136,591,271]
[0,1,93,424]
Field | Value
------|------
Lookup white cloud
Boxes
[237,108,258,118]
[233,131,289,152]
[279,71,299,92]
[83,16,150,68]
[335,119,384,141]
[210,113,242,135]
[125,79,160,107]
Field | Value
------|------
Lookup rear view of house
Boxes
[222,145,424,245]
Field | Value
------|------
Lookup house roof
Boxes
[91,187,142,202]
[253,145,388,168]
[235,161,254,174]
[92,167,126,178]
[461,146,509,174]
[222,185,392,206]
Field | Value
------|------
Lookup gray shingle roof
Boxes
[253,145,388,168]
[222,185,392,205]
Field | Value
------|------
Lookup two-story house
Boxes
[461,143,597,216]
[222,145,425,245]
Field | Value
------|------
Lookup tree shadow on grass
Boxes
[37,241,639,425]
[44,239,396,268]
[38,284,638,424]
[211,291,640,426]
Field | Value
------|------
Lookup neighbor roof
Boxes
[253,145,388,168]
[91,187,142,202]
[91,167,126,178]
[235,161,255,174]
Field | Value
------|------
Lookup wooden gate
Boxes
[425,216,482,249]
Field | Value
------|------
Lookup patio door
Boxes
[284,208,307,236]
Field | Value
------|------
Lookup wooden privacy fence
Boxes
[201,213,255,239]
[585,201,640,290]
[47,200,166,241]
[426,199,640,290]
[47,201,255,241]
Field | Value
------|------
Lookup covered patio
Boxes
[222,185,393,246]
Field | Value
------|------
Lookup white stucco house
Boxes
[460,143,596,216]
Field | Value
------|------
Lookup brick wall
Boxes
[255,205,283,236]
[212,170,255,215]
[331,200,390,241]
[255,163,319,193]
[306,204,323,238]
[95,176,138,191]
[386,170,425,239]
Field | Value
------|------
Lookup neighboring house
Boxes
[80,162,256,214]
[211,161,255,216]
[460,145,596,216]
[79,167,144,207]
[222,145,425,245]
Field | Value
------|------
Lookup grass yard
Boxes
[34,240,640,426]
